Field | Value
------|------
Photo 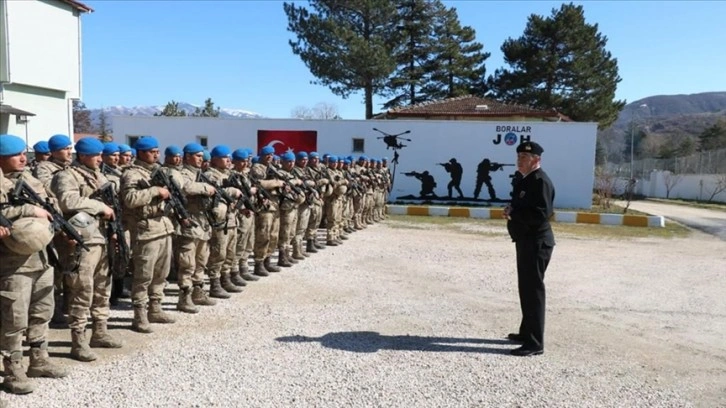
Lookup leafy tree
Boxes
[191,98,220,118]
[284,0,400,119]
[291,102,341,119]
[383,0,440,109]
[698,121,726,151]
[488,3,625,129]
[155,100,187,117]
[72,100,93,134]
[420,6,489,100]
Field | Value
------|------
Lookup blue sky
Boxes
[79,1,726,119]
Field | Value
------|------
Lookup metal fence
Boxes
[608,148,726,180]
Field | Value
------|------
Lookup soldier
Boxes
[164,145,183,170]
[52,137,123,361]
[118,144,133,168]
[29,141,51,172]
[230,148,259,282]
[121,137,177,331]
[291,151,319,259]
[274,152,305,267]
[304,152,328,251]
[203,145,244,298]
[173,143,217,310]
[0,134,68,394]
[33,134,73,324]
[201,149,211,171]
[324,156,348,246]
[250,146,285,276]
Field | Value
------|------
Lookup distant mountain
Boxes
[89,102,264,130]
[598,91,726,161]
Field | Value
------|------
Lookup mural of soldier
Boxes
[473,158,514,200]
[403,171,438,198]
[437,158,464,199]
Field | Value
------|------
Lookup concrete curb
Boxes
[387,205,665,228]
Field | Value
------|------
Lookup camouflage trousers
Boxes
[254,210,279,262]
[132,234,172,306]
[67,244,111,330]
[0,267,53,354]
[278,207,298,250]
[306,203,323,240]
[175,236,209,289]
[208,227,238,279]
[295,204,311,247]
[352,194,363,228]
[364,193,375,222]
[325,196,343,241]
[233,212,254,273]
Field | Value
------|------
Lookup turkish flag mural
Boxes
[257,130,318,155]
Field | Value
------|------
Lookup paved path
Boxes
[619,200,726,240]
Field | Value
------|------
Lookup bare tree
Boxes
[291,102,341,120]
[663,171,683,199]
[594,166,617,209]
[705,173,726,202]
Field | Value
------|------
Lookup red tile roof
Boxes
[378,95,570,121]
[59,0,93,13]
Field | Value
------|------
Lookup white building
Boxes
[0,0,92,147]
[113,116,598,209]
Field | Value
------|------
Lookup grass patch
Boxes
[386,214,692,240]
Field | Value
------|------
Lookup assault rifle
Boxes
[197,170,234,231]
[149,166,197,228]
[223,173,257,213]
[11,180,89,251]
[0,211,12,229]
[491,163,515,171]
[100,163,122,178]
[342,171,365,195]
[92,183,130,275]
[266,165,302,202]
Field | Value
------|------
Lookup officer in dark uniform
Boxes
[502,141,555,357]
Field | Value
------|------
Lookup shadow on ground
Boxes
[276,331,514,354]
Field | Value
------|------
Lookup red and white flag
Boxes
[257,130,317,155]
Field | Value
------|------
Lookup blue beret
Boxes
[183,143,204,154]
[118,144,132,153]
[347,155,354,161]
[343,159,351,165]
[232,148,250,160]
[165,145,182,157]
[382,157,389,161]
[102,142,120,155]
[0,134,26,156]
[309,151,319,158]
[358,155,367,161]
[33,141,50,154]
[251,156,260,164]
[134,136,158,152]
[48,134,72,152]
[337,157,344,162]
[211,145,232,158]
[281,152,295,162]
[244,148,253,155]
[130,148,137,156]
[328,155,337,162]
[260,146,274,155]
[322,153,330,159]
[296,151,308,159]
[202,150,211,161]
[273,155,280,161]
[75,137,104,155]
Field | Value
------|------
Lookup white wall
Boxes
[3,0,82,97]
[2,87,72,147]
[113,116,598,209]
[638,171,726,203]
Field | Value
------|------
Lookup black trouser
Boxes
[515,239,554,349]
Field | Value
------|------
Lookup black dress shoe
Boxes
[510,345,544,357]
[507,333,527,343]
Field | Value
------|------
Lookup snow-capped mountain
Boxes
[88,102,264,129]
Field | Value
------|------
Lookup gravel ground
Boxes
[3,219,725,408]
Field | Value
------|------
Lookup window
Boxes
[197,135,208,148]
[127,135,141,147]
[352,138,365,153]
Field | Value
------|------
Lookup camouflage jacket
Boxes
[52,162,109,246]
[120,159,175,241]
[174,164,213,240]
[33,157,70,197]
[203,166,241,229]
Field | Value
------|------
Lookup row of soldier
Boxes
[0,133,392,395]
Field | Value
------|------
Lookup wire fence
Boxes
[607,148,726,180]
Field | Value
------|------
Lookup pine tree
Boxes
[72,100,93,134]
[155,100,187,117]
[698,121,726,151]
[284,0,400,119]
[98,109,111,141]
[420,5,489,100]
[489,3,625,129]
[191,98,220,118]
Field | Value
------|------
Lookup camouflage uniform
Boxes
[305,163,329,249]
[231,167,256,280]
[0,171,67,394]
[203,166,242,296]
[249,163,283,274]
[121,160,176,332]
[32,157,68,197]
[325,165,348,244]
